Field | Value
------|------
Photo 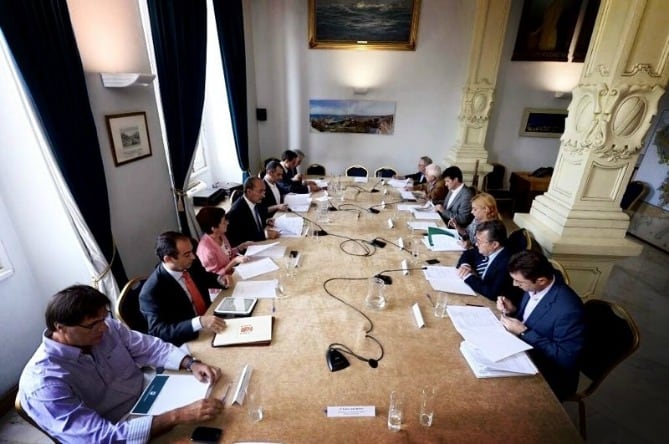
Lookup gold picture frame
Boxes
[308,0,421,51]
[519,108,568,138]
[105,112,153,166]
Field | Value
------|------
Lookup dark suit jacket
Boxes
[278,165,308,194]
[440,185,474,227]
[139,259,221,346]
[406,171,427,184]
[226,196,268,247]
[514,277,585,401]
[457,247,522,303]
[261,178,285,216]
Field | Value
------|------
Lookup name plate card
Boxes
[325,406,376,417]
[412,302,425,328]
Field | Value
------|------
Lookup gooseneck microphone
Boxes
[374,267,428,285]
[369,179,384,193]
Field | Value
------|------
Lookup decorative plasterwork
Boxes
[461,85,494,123]
[561,83,664,161]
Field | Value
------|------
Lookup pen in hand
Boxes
[425,293,435,307]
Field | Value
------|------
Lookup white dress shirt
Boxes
[522,278,556,322]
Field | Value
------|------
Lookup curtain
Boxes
[0,0,126,292]
[147,0,208,235]
[212,0,250,179]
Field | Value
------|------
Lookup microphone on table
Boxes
[373,236,412,255]
[373,266,427,285]
[327,199,339,211]
[369,179,384,193]
[285,208,328,236]
[368,199,404,212]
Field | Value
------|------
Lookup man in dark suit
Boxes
[395,155,431,184]
[139,231,228,346]
[456,220,522,303]
[278,150,319,194]
[497,250,585,401]
[227,176,280,247]
[262,160,289,216]
[435,166,474,228]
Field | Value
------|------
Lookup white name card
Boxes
[326,406,376,417]
[412,302,425,328]
[387,218,394,229]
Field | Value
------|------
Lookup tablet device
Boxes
[214,297,258,317]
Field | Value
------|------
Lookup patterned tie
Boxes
[182,270,207,315]
[253,205,263,231]
[476,256,489,277]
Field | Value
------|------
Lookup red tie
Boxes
[182,270,207,316]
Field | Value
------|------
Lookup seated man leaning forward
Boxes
[226,176,280,247]
[394,155,432,185]
[19,285,223,443]
[456,219,521,304]
[497,250,585,401]
[140,231,228,346]
[435,166,474,229]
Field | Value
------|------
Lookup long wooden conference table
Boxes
[159,180,581,443]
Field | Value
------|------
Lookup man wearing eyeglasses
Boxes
[455,220,521,303]
[18,285,224,443]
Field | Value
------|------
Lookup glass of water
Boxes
[387,390,403,432]
[419,386,436,427]
[246,383,263,422]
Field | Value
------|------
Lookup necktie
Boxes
[182,270,207,315]
[253,206,263,231]
[476,256,489,277]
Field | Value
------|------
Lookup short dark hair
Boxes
[196,207,226,234]
[265,160,282,174]
[155,231,191,262]
[244,176,263,193]
[508,250,554,282]
[281,150,298,161]
[420,156,433,165]
[443,166,463,182]
[45,285,110,334]
[476,219,507,245]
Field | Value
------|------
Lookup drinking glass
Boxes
[387,390,403,432]
[419,386,436,427]
[364,277,387,310]
[246,383,263,422]
[434,293,449,318]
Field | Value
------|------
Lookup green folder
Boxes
[427,226,455,246]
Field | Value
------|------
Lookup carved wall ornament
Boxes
[462,87,493,120]
[624,63,661,78]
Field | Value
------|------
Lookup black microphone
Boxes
[368,199,404,211]
[374,236,412,255]
[327,199,338,211]
[374,267,427,285]
[285,208,328,236]
[369,179,383,193]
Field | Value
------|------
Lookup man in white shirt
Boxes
[435,166,474,228]
[262,160,289,215]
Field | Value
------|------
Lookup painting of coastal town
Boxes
[309,99,396,135]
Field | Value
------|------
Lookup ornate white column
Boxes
[445,0,511,184]
[515,0,669,298]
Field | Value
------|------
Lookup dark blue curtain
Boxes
[0,0,128,285]
[147,0,207,234]
[212,0,250,180]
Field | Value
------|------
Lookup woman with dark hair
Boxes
[196,206,252,276]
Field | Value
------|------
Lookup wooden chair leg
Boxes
[578,400,587,440]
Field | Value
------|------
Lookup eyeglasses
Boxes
[76,310,111,330]
[475,237,491,245]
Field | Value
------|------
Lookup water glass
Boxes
[387,390,403,432]
[434,293,449,318]
[364,277,387,310]
[419,386,436,427]
[410,237,421,260]
[246,383,263,422]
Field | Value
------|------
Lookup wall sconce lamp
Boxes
[100,73,156,88]
[554,91,572,100]
[353,87,369,95]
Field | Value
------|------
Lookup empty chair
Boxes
[15,395,57,443]
[374,166,398,178]
[482,163,514,213]
[566,299,640,439]
[507,228,534,254]
[115,276,148,333]
[345,164,369,177]
[620,180,649,214]
[306,163,326,176]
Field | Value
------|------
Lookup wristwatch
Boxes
[183,356,201,372]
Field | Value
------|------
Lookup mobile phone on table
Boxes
[426,258,440,265]
[191,426,222,443]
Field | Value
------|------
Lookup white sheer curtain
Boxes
[2,33,119,300]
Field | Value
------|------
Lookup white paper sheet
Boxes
[234,257,279,280]
[407,221,438,231]
[400,190,417,200]
[245,242,280,256]
[353,177,368,183]
[273,214,304,237]
[423,266,476,296]
[460,341,537,378]
[231,280,279,299]
[422,234,465,251]
[131,374,210,416]
[397,203,421,211]
[284,193,312,212]
[411,209,442,220]
[387,178,411,188]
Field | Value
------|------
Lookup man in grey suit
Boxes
[435,166,474,228]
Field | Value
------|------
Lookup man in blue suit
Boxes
[497,250,585,401]
[456,220,522,304]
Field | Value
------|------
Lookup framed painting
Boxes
[309,99,396,135]
[512,0,583,61]
[519,108,568,138]
[308,0,421,50]
[105,112,153,166]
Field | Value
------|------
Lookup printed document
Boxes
[245,242,285,257]
[284,194,312,212]
[131,374,210,415]
[422,234,465,251]
[212,315,273,347]
[235,257,279,280]
[231,280,278,299]
[460,341,537,378]
[423,265,476,296]
[273,214,304,237]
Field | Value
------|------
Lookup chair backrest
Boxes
[15,394,57,443]
[306,163,326,176]
[345,164,369,177]
[620,180,648,211]
[483,163,507,191]
[578,299,640,396]
[374,166,398,178]
[507,228,533,254]
[230,189,242,203]
[115,276,148,333]
[548,258,571,285]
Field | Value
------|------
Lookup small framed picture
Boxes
[519,108,568,138]
[105,112,152,166]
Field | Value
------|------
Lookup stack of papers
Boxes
[131,374,211,415]
[245,242,286,258]
[446,306,537,378]
[234,257,279,280]
[284,194,312,212]
[423,266,476,296]
[387,178,411,188]
[273,214,304,237]
[397,203,421,212]
[400,190,418,201]
[411,208,441,220]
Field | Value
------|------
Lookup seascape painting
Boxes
[309,0,421,50]
[309,100,396,135]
